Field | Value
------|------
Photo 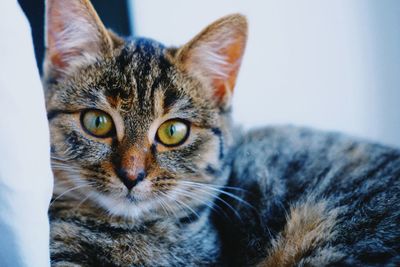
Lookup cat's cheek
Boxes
[198,138,221,174]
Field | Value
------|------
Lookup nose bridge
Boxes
[116,137,151,190]
[122,145,147,173]
[120,118,148,168]
[115,113,154,189]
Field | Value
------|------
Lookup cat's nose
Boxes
[116,146,150,190]
[116,167,146,190]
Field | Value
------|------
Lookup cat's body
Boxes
[44,0,400,266]
[216,126,400,266]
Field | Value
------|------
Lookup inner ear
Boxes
[45,0,115,76]
[174,14,248,108]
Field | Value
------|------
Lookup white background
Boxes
[130,0,400,147]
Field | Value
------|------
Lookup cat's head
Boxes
[44,0,247,220]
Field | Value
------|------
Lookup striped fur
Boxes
[214,126,400,266]
[44,0,245,265]
[44,0,400,266]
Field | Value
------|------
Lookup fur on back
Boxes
[214,126,400,266]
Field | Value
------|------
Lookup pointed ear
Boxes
[174,14,248,108]
[44,0,114,76]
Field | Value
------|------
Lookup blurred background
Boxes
[18,0,400,147]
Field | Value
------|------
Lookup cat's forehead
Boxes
[115,37,170,81]
[103,38,175,113]
[55,38,176,110]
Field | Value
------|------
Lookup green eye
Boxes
[156,119,189,146]
[81,110,114,137]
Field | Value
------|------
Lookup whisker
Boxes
[171,187,232,220]
[74,193,92,211]
[50,183,94,207]
[53,177,88,188]
[51,154,76,162]
[160,192,188,220]
[180,180,254,209]
[154,193,177,219]
[176,185,243,221]
[219,185,248,192]
[51,156,67,161]
[181,180,248,192]
[51,167,81,173]
[159,191,201,222]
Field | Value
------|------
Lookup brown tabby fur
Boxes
[258,200,341,267]
[44,1,400,266]
[44,0,246,265]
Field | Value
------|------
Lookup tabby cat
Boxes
[44,0,400,266]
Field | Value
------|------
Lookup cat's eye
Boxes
[81,110,114,138]
[156,119,190,147]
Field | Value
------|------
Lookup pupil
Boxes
[95,116,101,128]
[169,125,175,136]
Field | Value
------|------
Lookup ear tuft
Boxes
[45,0,113,75]
[175,14,248,107]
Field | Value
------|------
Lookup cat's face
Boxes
[44,0,247,220]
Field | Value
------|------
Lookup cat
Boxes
[44,0,245,266]
[44,0,400,266]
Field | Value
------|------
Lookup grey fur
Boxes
[214,126,400,266]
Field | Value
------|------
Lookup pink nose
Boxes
[117,148,148,190]
[116,167,146,190]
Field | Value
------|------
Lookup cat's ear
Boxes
[44,0,114,76]
[174,14,248,108]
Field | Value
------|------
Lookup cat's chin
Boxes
[93,191,161,221]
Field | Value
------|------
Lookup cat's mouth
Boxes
[125,194,136,203]
[122,178,153,203]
